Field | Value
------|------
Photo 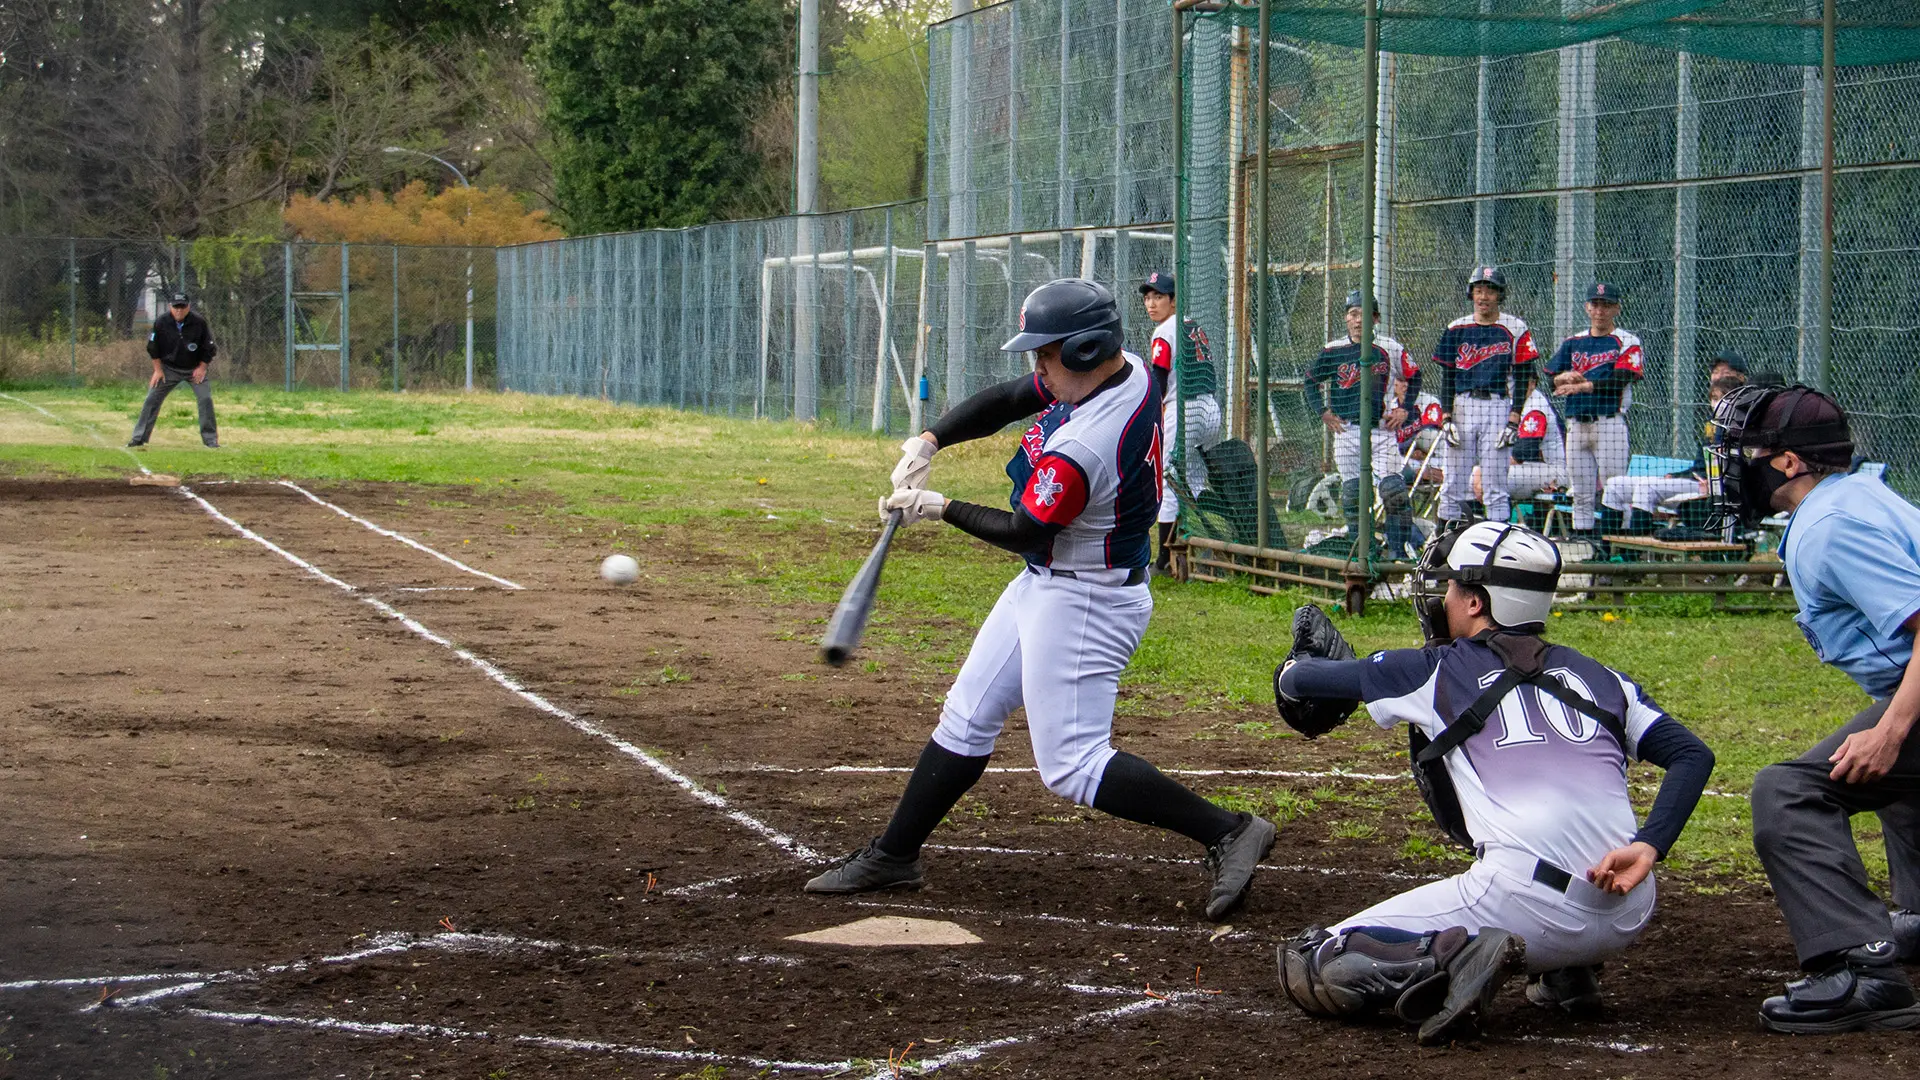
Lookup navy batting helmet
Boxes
[1466,266,1506,298]
[1001,278,1123,372]
[1343,289,1378,314]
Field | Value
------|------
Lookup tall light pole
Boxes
[385,146,474,391]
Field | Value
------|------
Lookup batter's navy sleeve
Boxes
[929,373,1053,447]
[943,499,1060,557]
[1631,717,1715,860]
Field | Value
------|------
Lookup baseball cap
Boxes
[1759,386,1854,466]
[1711,349,1748,374]
[1585,282,1622,303]
[1138,271,1175,297]
[168,293,189,305]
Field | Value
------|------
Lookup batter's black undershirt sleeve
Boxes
[1439,363,1457,408]
[1510,360,1534,414]
[1631,717,1715,859]
[928,374,1051,447]
[1302,360,1328,417]
[1401,367,1423,408]
[943,500,1060,557]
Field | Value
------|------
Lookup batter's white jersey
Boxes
[1012,354,1162,572]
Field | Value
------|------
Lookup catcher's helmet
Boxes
[1466,266,1506,299]
[1412,521,1561,642]
[1001,278,1124,372]
[1708,383,1853,528]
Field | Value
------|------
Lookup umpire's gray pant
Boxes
[130,368,217,446]
[1752,697,1920,965]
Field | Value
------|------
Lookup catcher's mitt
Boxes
[1272,604,1359,738]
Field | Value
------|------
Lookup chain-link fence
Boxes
[0,237,496,390]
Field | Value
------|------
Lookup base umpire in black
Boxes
[128,292,219,448]
[1712,383,1920,1033]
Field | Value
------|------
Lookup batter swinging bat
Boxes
[820,509,903,666]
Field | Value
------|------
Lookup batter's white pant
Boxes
[1565,416,1629,530]
[1602,475,1700,516]
[1440,395,1513,523]
[1331,846,1656,974]
[932,567,1152,806]
[1159,394,1224,523]
[1333,426,1400,482]
[1505,462,1566,503]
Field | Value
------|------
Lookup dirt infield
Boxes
[2,477,1915,1078]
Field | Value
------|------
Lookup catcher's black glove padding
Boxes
[1272,604,1359,738]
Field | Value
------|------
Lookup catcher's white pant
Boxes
[1332,426,1400,482]
[1439,395,1513,523]
[1158,394,1223,523]
[1602,475,1701,516]
[932,567,1152,806]
[1331,845,1657,974]
[1565,417,1629,530]
[1505,462,1565,503]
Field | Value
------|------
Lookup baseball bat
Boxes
[820,509,903,667]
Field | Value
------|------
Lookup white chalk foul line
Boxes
[926,843,1445,883]
[180,1008,853,1073]
[273,479,525,590]
[168,484,821,862]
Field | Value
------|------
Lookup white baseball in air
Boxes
[599,554,640,585]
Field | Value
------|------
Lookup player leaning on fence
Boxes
[1711,385,1920,1033]
[127,292,219,449]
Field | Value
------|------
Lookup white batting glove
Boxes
[890,436,937,491]
[879,487,946,525]
[1442,418,1461,447]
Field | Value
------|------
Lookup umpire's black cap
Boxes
[1138,271,1175,297]
[1586,282,1622,303]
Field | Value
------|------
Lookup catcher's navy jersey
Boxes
[1004,352,1162,570]
[1546,330,1645,420]
[1433,313,1538,396]
[1357,638,1669,874]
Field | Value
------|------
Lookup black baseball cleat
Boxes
[1416,928,1526,1045]
[1203,813,1276,921]
[203,440,221,449]
[1525,964,1604,1016]
[1892,909,1920,964]
[803,838,924,894]
[1759,942,1920,1034]
[126,439,146,448]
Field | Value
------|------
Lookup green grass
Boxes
[0,381,1889,886]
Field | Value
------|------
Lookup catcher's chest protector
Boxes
[1411,633,1628,850]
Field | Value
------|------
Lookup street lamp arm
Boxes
[382,146,470,188]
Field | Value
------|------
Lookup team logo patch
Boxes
[1570,349,1617,374]
[1454,341,1511,369]
[1031,467,1064,507]
[1336,362,1361,389]
[1521,411,1547,438]
[187,342,198,352]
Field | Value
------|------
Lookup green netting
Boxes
[1208,1,1920,66]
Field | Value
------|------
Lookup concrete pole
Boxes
[1819,0,1836,393]
[392,244,401,392]
[1254,0,1271,549]
[1355,0,1378,590]
[340,241,351,392]
[945,0,972,411]
[1672,51,1699,455]
[794,0,821,420]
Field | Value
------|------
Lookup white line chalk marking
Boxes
[394,586,478,592]
[926,843,1444,883]
[167,485,821,862]
[274,479,525,590]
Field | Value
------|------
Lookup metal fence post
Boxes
[392,244,401,392]
[67,238,77,383]
[284,242,294,391]
[1819,0,1836,393]
[339,241,351,392]
[842,216,857,423]
[1253,0,1271,550]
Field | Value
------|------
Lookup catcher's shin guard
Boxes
[1276,927,1470,1022]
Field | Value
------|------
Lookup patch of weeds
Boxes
[779,672,813,682]
[674,1067,728,1080]
[1399,834,1472,862]
[1329,820,1379,841]
[1207,785,1319,823]
[1231,720,1286,739]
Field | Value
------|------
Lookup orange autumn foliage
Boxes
[283,181,562,246]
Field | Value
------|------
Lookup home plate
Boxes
[786,916,982,947]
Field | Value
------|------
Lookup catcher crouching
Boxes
[1269,522,1715,1043]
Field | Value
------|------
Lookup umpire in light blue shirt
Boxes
[1712,383,1920,1034]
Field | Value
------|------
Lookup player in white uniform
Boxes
[1433,267,1539,528]
[1270,522,1714,1042]
[1140,272,1222,573]
[806,279,1277,920]
[1498,387,1567,504]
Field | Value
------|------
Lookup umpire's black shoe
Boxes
[1203,813,1276,921]
[803,838,924,894]
[1416,928,1526,1045]
[1759,943,1920,1034]
[1525,964,1604,1016]
[1892,909,1920,964]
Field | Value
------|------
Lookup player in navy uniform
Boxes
[807,279,1277,920]
[1545,283,1643,551]
[1433,267,1538,528]
[1304,290,1422,558]
[1140,272,1223,573]
[1271,522,1714,1042]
